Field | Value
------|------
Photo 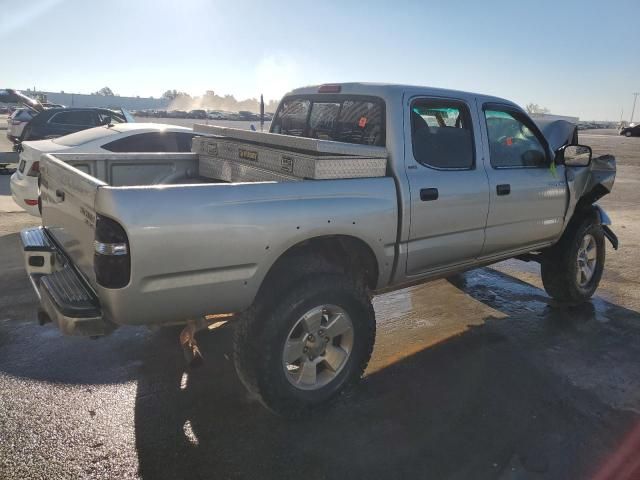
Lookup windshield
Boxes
[270,95,385,146]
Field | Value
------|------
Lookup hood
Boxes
[535,119,577,152]
[0,88,44,113]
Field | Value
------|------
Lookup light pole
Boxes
[631,92,639,125]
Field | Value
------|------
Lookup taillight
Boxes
[27,161,39,177]
[94,215,130,288]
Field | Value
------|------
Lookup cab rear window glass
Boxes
[271,96,385,146]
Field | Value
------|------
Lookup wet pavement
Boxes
[1,130,640,479]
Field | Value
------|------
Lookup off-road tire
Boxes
[541,218,605,304]
[233,274,376,417]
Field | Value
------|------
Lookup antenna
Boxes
[260,94,265,132]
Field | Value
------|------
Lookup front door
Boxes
[479,104,567,257]
[405,96,490,276]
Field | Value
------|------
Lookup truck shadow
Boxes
[133,268,640,480]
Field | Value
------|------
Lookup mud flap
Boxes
[602,225,619,250]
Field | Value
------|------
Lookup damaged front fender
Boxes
[565,154,616,220]
[564,154,618,249]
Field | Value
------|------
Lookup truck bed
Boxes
[37,151,398,327]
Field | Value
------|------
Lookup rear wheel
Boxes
[541,218,605,303]
[233,274,376,417]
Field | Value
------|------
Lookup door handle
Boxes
[55,189,65,201]
[420,188,439,201]
[496,184,511,196]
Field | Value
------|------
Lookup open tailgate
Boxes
[40,153,105,288]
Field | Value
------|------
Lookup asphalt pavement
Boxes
[1,122,639,479]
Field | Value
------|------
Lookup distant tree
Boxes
[93,86,115,96]
[162,89,178,100]
[526,103,550,114]
[162,89,191,100]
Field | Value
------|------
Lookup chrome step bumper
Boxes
[20,227,116,336]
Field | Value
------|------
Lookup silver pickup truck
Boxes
[20,83,617,416]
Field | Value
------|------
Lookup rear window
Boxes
[52,126,120,146]
[270,96,385,146]
[11,109,33,121]
[102,131,195,152]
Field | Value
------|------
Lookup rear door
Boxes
[47,110,98,137]
[405,94,490,275]
[479,103,567,256]
[40,154,103,285]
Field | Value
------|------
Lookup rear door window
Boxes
[49,110,96,126]
[411,99,474,169]
[271,96,385,146]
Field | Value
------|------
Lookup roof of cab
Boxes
[285,82,520,109]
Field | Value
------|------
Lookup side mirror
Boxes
[101,115,112,125]
[558,144,592,167]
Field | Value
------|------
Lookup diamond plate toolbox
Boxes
[192,125,387,181]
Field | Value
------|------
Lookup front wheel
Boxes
[625,131,632,137]
[541,218,605,304]
[233,274,376,417]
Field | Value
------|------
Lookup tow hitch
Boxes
[179,314,234,367]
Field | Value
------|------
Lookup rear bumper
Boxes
[20,226,116,336]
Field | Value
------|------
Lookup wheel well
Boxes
[566,201,602,234]
[257,235,379,302]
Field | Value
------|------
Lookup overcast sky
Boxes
[1,0,638,120]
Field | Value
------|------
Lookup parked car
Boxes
[6,108,35,142]
[10,123,195,216]
[21,83,617,417]
[189,109,207,119]
[206,110,226,120]
[17,107,135,145]
[167,110,188,119]
[620,124,640,137]
[238,110,259,121]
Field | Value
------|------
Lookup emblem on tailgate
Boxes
[206,143,218,155]
[80,206,95,227]
[281,155,294,173]
[238,148,258,162]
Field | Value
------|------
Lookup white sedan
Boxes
[10,123,195,216]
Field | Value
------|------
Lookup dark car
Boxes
[20,108,130,143]
[620,124,640,137]
[188,109,207,119]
